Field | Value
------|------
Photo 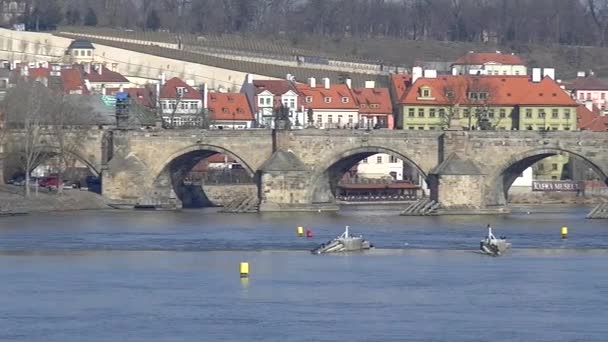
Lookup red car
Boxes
[39,176,60,188]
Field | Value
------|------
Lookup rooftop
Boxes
[67,39,95,50]
[453,52,525,66]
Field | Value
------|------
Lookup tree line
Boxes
[8,0,608,47]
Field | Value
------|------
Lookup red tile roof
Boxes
[295,83,358,110]
[106,87,154,108]
[253,80,297,96]
[402,75,577,107]
[577,105,608,132]
[207,92,253,121]
[390,74,413,104]
[160,77,202,100]
[84,65,129,84]
[352,87,393,115]
[28,67,50,79]
[60,68,88,94]
[453,52,525,66]
[565,76,608,91]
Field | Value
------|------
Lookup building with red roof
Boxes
[451,51,527,76]
[105,87,154,108]
[81,63,130,93]
[207,92,254,129]
[295,77,358,128]
[577,104,608,132]
[158,77,204,127]
[241,74,303,128]
[400,70,577,131]
[352,82,394,128]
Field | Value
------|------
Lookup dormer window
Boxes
[421,87,431,98]
[222,107,229,114]
[324,97,332,103]
[237,108,244,114]
[306,96,313,103]
[370,104,380,109]
[341,97,349,103]
[176,87,185,97]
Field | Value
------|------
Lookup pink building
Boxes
[566,71,608,113]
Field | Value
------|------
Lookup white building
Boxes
[357,154,404,180]
[241,74,304,128]
[451,51,527,76]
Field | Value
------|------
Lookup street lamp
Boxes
[232,112,235,130]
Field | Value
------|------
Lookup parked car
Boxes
[39,176,60,188]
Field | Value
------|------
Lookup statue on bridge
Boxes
[273,103,291,130]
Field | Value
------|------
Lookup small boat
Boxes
[480,225,511,256]
[311,226,373,254]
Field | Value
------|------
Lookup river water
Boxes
[0,205,607,341]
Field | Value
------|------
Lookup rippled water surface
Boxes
[0,206,607,341]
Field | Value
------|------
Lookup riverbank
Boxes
[0,185,110,214]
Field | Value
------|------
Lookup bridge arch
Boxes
[151,144,257,208]
[309,146,428,204]
[487,147,608,206]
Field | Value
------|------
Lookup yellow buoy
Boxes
[297,226,304,237]
[240,262,249,278]
[561,227,568,239]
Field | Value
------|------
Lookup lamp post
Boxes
[232,112,235,130]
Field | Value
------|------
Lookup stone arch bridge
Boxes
[98,128,608,213]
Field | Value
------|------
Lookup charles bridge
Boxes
[4,128,608,214]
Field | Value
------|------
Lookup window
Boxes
[306,96,313,103]
[479,92,488,100]
[468,92,478,100]
[259,97,272,106]
[408,126,415,130]
[421,88,431,97]
[515,70,520,75]
[180,102,187,109]
[284,98,296,108]
[429,126,436,130]
[488,109,495,118]
[463,108,470,118]
[370,104,380,109]
[439,108,446,117]
[525,109,532,118]
[74,50,79,56]
[538,164,545,171]
[341,97,349,103]
[324,97,332,103]
[376,156,383,164]
[500,109,506,118]
[552,163,558,171]
[87,50,92,57]
[316,114,322,123]
[552,109,558,118]
[587,93,591,100]
[362,158,368,163]
[348,115,354,123]
[538,109,546,118]
[177,87,185,97]
[191,102,198,110]
[327,115,333,123]
[418,126,424,130]
[579,93,584,100]
[408,108,415,117]
[429,108,436,118]
[564,109,571,119]
[603,93,606,100]
[418,108,424,117]
[337,115,343,123]
[502,70,507,75]
[162,102,167,109]
[389,156,398,163]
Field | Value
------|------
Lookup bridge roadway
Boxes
[98,128,608,213]
[3,128,607,213]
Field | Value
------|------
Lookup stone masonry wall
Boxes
[204,184,257,206]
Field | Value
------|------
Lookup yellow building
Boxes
[391,73,578,180]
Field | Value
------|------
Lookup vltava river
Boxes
[0,206,607,341]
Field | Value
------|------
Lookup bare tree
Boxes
[2,80,54,197]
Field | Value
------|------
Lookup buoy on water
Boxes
[240,262,249,278]
[296,226,304,237]
[561,226,568,239]
[306,229,313,238]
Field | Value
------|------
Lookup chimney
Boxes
[542,68,555,80]
[84,79,91,91]
[202,83,208,110]
[308,77,316,88]
[119,85,124,92]
[364,80,375,89]
[186,79,195,87]
[101,87,106,95]
[97,64,103,75]
[532,68,542,82]
[412,66,423,84]
[84,62,91,74]
[577,71,586,78]
[585,100,593,112]
[160,72,166,86]
[245,73,253,84]
[345,78,352,89]
[322,77,330,89]
[423,69,437,79]
[155,82,161,108]
[286,73,292,81]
